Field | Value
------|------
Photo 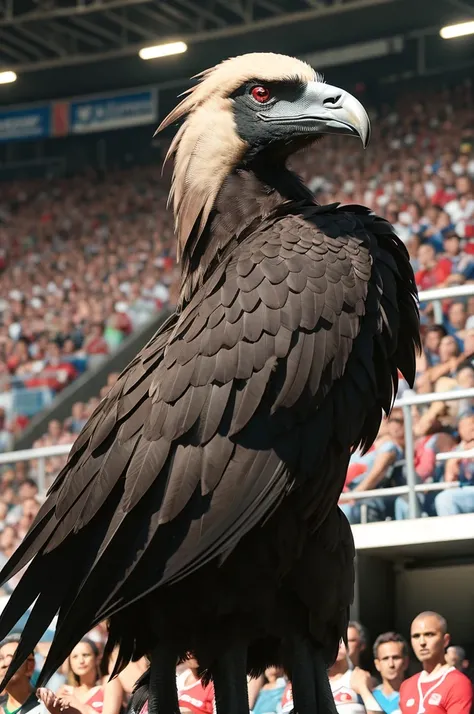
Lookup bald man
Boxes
[399,611,473,714]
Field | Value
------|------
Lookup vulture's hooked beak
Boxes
[258,81,371,148]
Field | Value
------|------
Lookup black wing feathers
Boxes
[0,202,419,687]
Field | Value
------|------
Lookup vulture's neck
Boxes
[177,162,314,308]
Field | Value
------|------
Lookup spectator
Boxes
[15,498,40,540]
[248,677,265,711]
[23,343,79,393]
[54,639,104,714]
[328,640,381,713]
[0,502,8,530]
[441,232,474,284]
[444,302,468,353]
[456,364,474,396]
[83,325,110,370]
[0,635,45,714]
[0,408,13,454]
[0,525,18,562]
[423,335,464,386]
[373,632,409,713]
[64,403,88,435]
[278,639,380,714]
[32,634,67,694]
[459,329,474,368]
[399,611,473,713]
[102,648,148,714]
[342,413,405,524]
[347,622,369,669]
[5,479,39,526]
[415,244,451,291]
[421,325,447,368]
[434,410,474,516]
[176,656,215,714]
[279,681,293,714]
[394,411,457,519]
[251,668,286,714]
[445,646,470,673]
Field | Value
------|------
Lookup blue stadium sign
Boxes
[70,88,157,134]
[0,105,51,142]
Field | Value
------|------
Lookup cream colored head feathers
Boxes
[156,52,316,261]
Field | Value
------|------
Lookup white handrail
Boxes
[417,283,473,323]
[339,480,462,502]
[0,387,472,517]
[417,284,474,302]
[0,444,469,467]
[394,387,474,408]
[0,387,471,467]
[398,387,473,518]
[436,449,474,461]
[0,443,72,464]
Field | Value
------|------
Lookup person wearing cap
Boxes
[435,410,474,516]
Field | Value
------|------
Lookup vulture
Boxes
[0,52,420,714]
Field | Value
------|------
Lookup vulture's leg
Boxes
[311,648,338,714]
[291,637,317,714]
[148,644,180,714]
[291,637,337,714]
[212,643,249,714]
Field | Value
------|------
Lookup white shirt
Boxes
[330,670,366,714]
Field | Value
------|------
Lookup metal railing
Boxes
[0,387,472,520]
[395,387,474,518]
[0,443,72,495]
[418,283,474,323]
[339,386,474,520]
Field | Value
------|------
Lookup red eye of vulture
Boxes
[0,52,420,714]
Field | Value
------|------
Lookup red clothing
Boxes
[86,687,104,714]
[431,189,456,207]
[85,336,110,355]
[24,362,78,391]
[399,667,473,714]
[414,435,437,481]
[415,258,452,290]
[115,312,133,335]
[344,463,367,490]
[280,682,294,714]
[177,671,215,714]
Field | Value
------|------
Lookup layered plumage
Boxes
[0,52,420,714]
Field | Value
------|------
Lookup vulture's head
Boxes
[156,52,370,258]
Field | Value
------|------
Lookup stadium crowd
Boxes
[0,612,472,714]
[0,165,179,448]
[0,77,473,572]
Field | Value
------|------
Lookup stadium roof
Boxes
[0,0,473,105]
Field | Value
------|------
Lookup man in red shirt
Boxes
[399,611,473,714]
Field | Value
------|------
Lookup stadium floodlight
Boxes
[139,41,187,60]
[0,70,17,84]
[440,20,474,39]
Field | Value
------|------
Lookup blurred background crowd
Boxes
[0,164,179,445]
[0,78,472,560]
